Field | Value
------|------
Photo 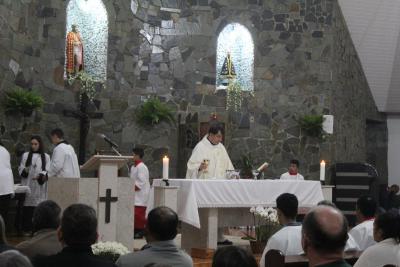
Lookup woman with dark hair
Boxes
[354,209,400,267]
[0,215,14,252]
[18,135,50,233]
[0,142,14,227]
[212,246,257,267]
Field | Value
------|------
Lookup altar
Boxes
[148,179,324,251]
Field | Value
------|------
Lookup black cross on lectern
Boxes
[99,189,118,223]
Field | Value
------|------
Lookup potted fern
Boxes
[298,114,325,138]
[136,97,175,127]
[3,86,44,117]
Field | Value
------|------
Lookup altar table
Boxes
[148,179,324,251]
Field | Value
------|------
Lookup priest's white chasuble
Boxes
[186,135,234,179]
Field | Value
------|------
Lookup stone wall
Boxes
[0,0,387,182]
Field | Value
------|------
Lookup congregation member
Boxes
[302,205,351,267]
[348,196,377,250]
[260,193,303,267]
[33,203,116,267]
[280,159,304,180]
[0,215,13,253]
[0,141,14,225]
[16,200,62,259]
[186,123,234,245]
[354,209,400,267]
[212,246,257,267]
[18,135,50,233]
[47,128,80,178]
[131,147,150,239]
[116,206,193,267]
[0,250,33,267]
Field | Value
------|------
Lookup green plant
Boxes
[226,81,243,112]
[298,114,325,138]
[136,97,175,126]
[67,71,103,102]
[3,87,44,116]
[239,153,254,179]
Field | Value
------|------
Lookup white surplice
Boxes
[130,162,150,206]
[48,142,80,178]
[345,233,361,251]
[18,152,50,206]
[260,225,303,267]
[354,238,400,267]
[348,219,376,251]
[186,135,234,179]
[280,172,304,180]
[0,146,14,196]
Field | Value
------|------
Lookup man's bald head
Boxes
[302,206,348,254]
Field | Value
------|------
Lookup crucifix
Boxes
[99,188,118,223]
[63,93,103,164]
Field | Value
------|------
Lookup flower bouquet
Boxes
[246,206,281,254]
[91,241,130,263]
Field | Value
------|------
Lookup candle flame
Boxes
[321,160,326,164]
[163,155,169,159]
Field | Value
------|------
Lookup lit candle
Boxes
[320,160,326,181]
[162,156,169,180]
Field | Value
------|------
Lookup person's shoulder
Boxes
[116,251,146,267]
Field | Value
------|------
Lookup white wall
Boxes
[387,115,400,185]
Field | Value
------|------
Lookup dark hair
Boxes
[290,159,300,167]
[50,128,64,139]
[26,135,46,172]
[374,209,400,243]
[61,204,97,247]
[147,207,178,241]
[208,123,224,135]
[317,200,337,208]
[276,193,298,219]
[0,215,8,245]
[303,207,348,254]
[212,246,257,267]
[132,148,144,159]
[32,200,61,232]
[357,196,377,218]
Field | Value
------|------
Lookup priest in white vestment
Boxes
[280,159,304,180]
[47,128,80,178]
[186,124,234,180]
[260,193,303,267]
[348,196,377,251]
[0,142,14,225]
[186,123,234,245]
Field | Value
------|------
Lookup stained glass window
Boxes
[216,23,254,91]
[66,0,108,81]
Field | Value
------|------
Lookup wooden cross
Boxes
[63,93,103,164]
[99,188,118,224]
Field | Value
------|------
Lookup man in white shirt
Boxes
[47,128,80,178]
[186,123,234,180]
[260,193,303,267]
[280,159,304,180]
[348,196,377,251]
[186,123,234,245]
[130,148,150,239]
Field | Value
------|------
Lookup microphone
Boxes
[98,134,119,148]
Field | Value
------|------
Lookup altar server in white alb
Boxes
[130,147,150,239]
[0,141,14,226]
[47,128,80,178]
[280,159,304,180]
[18,135,50,233]
[186,123,234,179]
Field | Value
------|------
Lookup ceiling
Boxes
[338,0,400,113]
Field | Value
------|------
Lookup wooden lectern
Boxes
[48,155,134,250]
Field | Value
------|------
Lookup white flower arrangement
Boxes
[248,206,280,242]
[91,241,130,263]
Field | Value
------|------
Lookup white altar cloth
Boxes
[148,179,324,228]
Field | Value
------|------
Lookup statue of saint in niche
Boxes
[66,24,84,77]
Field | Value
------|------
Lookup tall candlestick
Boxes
[162,156,169,180]
[320,160,326,182]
